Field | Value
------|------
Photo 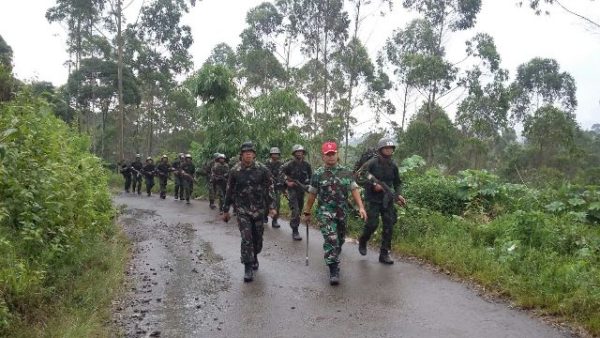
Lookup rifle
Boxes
[289,178,309,192]
[180,170,198,183]
[365,173,406,207]
[131,167,142,179]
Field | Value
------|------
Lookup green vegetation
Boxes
[0,93,128,336]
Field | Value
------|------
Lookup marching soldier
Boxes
[119,160,132,193]
[131,154,143,195]
[172,153,184,200]
[356,138,406,265]
[303,141,367,285]
[180,153,196,204]
[156,155,171,199]
[211,153,229,214]
[265,147,284,228]
[281,144,312,240]
[222,141,276,282]
[142,157,156,197]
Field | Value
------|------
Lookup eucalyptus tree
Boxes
[519,0,599,29]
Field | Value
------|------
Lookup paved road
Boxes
[112,193,573,338]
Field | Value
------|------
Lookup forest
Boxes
[0,0,599,336]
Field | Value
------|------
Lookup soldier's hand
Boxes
[269,209,277,218]
[358,207,367,220]
[396,195,407,207]
[286,180,296,188]
[222,212,230,223]
[373,183,384,192]
[302,212,311,224]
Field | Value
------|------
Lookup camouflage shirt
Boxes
[223,160,275,215]
[282,159,312,185]
[308,165,359,220]
[265,159,284,189]
[211,162,229,182]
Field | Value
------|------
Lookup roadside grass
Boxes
[6,224,129,337]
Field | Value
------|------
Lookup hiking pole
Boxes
[305,218,309,266]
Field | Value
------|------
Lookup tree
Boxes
[0,34,13,102]
[509,57,577,122]
[519,0,600,29]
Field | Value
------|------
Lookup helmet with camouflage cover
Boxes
[161,154,168,159]
[377,138,396,151]
[291,144,305,154]
[213,152,220,159]
[240,141,256,153]
[216,153,226,160]
[269,147,281,155]
[185,153,192,158]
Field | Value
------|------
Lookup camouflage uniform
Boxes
[119,162,132,193]
[142,160,156,196]
[156,159,171,199]
[308,165,359,265]
[223,161,275,265]
[181,159,196,203]
[131,159,143,195]
[211,160,229,212]
[265,158,284,226]
[282,159,312,233]
[172,156,184,200]
[198,158,216,207]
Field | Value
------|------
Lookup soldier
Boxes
[142,157,156,197]
[281,144,312,240]
[211,153,229,214]
[222,141,276,283]
[156,155,171,199]
[119,160,132,193]
[264,147,284,228]
[198,153,219,209]
[131,154,143,195]
[180,153,196,204]
[172,153,184,200]
[303,141,367,285]
[356,138,406,265]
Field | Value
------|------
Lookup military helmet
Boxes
[377,138,396,151]
[146,156,153,161]
[269,147,281,155]
[161,154,168,159]
[216,153,226,160]
[136,154,141,158]
[291,144,305,154]
[178,152,184,158]
[213,152,220,159]
[185,153,192,158]
[240,141,256,153]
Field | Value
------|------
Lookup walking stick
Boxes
[305,218,309,266]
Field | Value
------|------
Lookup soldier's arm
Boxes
[304,172,319,214]
[393,163,402,195]
[222,171,235,212]
[265,168,276,210]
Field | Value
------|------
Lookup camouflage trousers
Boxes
[212,180,226,210]
[122,173,131,192]
[207,178,216,204]
[158,176,168,198]
[287,187,305,230]
[145,177,155,195]
[132,175,142,194]
[182,178,194,201]
[316,213,347,265]
[360,201,397,253]
[237,212,264,264]
[174,174,183,199]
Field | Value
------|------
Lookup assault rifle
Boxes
[288,178,309,192]
[179,170,198,183]
[131,167,142,179]
[365,173,406,207]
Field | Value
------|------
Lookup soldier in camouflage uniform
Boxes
[264,147,284,228]
[142,157,156,197]
[211,153,229,214]
[172,153,184,200]
[199,153,219,209]
[222,141,276,283]
[355,138,406,265]
[282,144,312,240]
[119,160,132,193]
[156,155,171,199]
[180,154,196,204]
[303,141,366,285]
[131,154,143,195]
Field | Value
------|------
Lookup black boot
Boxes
[209,201,216,209]
[358,238,367,256]
[252,254,259,270]
[271,218,280,228]
[244,263,254,282]
[292,229,302,241]
[379,250,394,265]
[328,263,340,285]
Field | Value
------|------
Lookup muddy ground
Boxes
[112,193,576,338]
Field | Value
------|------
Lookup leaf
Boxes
[567,198,586,207]
[588,202,600,211]
[545,201,565,213]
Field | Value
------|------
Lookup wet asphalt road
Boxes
[112,193,574,338]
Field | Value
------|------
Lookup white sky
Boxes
[1,0,599,132]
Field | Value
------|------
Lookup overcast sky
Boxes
[1,0,598,132]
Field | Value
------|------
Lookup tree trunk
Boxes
[116,0,125,163]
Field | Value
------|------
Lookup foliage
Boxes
[0,93,116,333]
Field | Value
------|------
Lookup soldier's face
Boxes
[322,152,338,166]
[293,151,304,161]
[271,154,280,161]
[381,147,394,157]
[217,158,225,163]
[241,151,255,164]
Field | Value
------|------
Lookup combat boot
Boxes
[244,263,254,282]
[328,263,340,285]
[271,218,280,228]
[252,254,259,270]
[209,200,216,209]
[379,250,394,265]
[358,238,367,256]
[292,229,302,241]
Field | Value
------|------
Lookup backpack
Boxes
[353,147,378,174]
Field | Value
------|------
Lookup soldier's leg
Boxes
[337,219,347,253]
[137,177,142,194]
[379,205,397,264]
[288,189,301,232]
[160,177,167,198]
[145,177,151,196]
[186,181,193,203]
[124,174,131,192]
[358,202,381,255]
[237,214,255,282]
[208,180,216,208]
[131,176,137,192]
[250,215,264,270]
[217,182,226,212]
[318,215,341,285]
[272,190,281,228]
